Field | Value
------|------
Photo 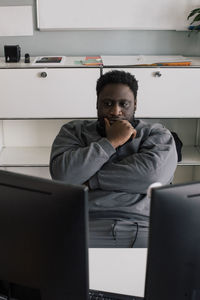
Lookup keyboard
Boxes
[89,289,143,300]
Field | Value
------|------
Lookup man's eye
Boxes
[121,102,130,108]
[104,101,113,107]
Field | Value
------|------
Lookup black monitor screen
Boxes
[145,181,200,300]
[0,170,89,300]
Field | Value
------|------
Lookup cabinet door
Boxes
[104,68,200,118]
[0,68,100,118]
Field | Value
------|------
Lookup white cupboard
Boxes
[0,68,99,118]
[0,60,199,183]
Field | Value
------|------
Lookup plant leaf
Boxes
[187,8,200,20]
[190,14,200,25]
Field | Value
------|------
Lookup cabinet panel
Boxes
[104,68,200,118]
[173,166,200,184]
[0,68,100,118]
[3,119,69,147]
[194,166,200,181]
[0,147,50,167]
[0,121,3,150]
[0,166,51,179]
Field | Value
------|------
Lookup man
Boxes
[50,70,177,247]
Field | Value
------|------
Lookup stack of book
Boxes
[81,56,103,66]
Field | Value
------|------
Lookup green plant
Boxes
[187,8,200,34]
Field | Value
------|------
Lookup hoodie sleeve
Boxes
[89,125,177,193]
[49,121,116,184]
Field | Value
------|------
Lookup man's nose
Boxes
[110,104,122,116]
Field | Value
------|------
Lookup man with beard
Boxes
[50,70,177,247]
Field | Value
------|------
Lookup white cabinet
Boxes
[0,68,99,118]
[108,67,200,183]
[136,68,200,118]
[103,67,200,183]
[0,62,200,183]
[104,67,200,118]
[0,65,101,179]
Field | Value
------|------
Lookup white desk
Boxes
[89,249,147,297]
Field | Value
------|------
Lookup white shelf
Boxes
[178,146,200,166]
[0,147,51,166]
[0,145,199,167]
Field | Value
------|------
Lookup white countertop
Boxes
[0,55,200,68]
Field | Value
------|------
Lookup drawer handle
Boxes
[40,72,47,78]
[154,71,162,77]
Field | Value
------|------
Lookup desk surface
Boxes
[89,249,147,297]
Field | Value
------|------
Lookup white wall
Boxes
[0,0,200,56]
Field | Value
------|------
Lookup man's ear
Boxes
[134,99,137,112]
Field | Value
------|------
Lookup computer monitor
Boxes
[0,170,89,300]
[144,181,200,300]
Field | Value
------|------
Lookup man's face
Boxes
[97,83,136,125]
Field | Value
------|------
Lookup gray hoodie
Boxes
[50,119,177,226]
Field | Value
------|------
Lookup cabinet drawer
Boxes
[104,68,200,117]
[0,68,100,118]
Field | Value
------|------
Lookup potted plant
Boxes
[187,8,200,33]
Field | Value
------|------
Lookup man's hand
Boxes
[104,118,137,149]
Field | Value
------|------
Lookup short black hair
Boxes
[96,70,138,99]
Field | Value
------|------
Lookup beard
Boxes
[96,114,136,137]
[97,115,135,127]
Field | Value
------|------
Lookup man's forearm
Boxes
[50,137,115,184]
[89,141,177,193]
